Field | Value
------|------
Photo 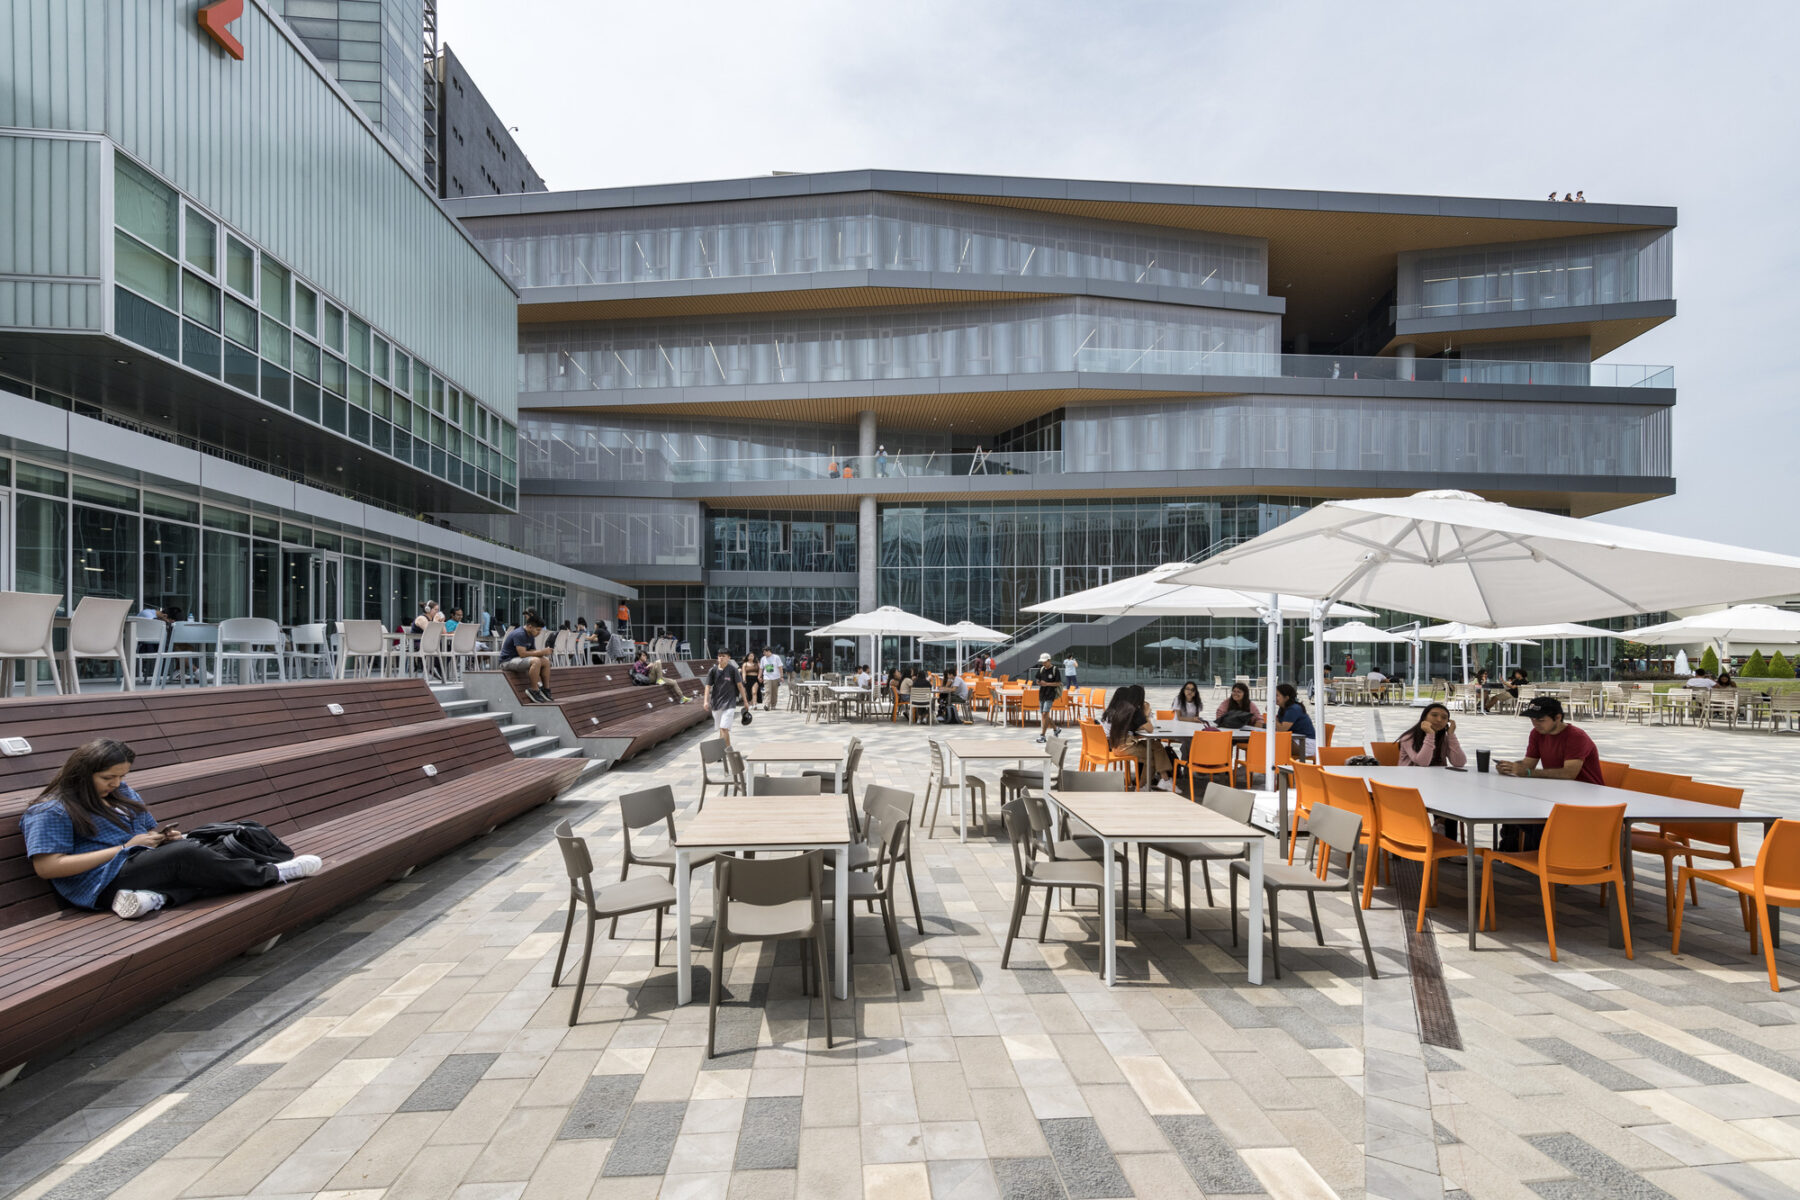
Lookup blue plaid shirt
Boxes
[19,784,156,909]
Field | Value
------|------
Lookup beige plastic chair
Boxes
[1001,737,1070,805]
[709,850,833,1057]
[614,785,715,936]
[551,819,678,1026]
[697,738,737,809]
[337,619,391,678]
[802,738,862,832]
[923,737,989,838]
[824,796,913,990]
[1021,778,1129,934]
[754,776,824,796]
[851,783,923,933]
[63,596,135,693]
[1137,784,1255,939]
[216,617,287,685]
[1230,802,1378,979]
[403,623,455,681]
[0,591,64,696]
[999,798,1110,970]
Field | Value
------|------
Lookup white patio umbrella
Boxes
[1418,624,1542,684]
[1629,603,1800,663]
[922,620,1013,674]
[1026,564,1373,783]
[1173,489,1800,776]
[1309,621,1424,694]
[1204,635,1259,651]
[808,606,960,695]
[1144,636,1205,652]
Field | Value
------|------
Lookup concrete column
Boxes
[859,496,877,612]
[857,410,877,612]
[1292,333,1309,356]
[1395,342,1416,381]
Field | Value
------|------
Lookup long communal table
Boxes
[1327,765,1782,950]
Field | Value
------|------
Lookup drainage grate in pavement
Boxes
[1387,856,1464,1050]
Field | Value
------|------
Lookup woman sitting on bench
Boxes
[20,739,322,920]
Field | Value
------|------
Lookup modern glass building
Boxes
[274,0,433,183]
[0,0,625,636]
[446,171,1677,680]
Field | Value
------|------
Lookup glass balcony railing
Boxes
[662,449,1061,483]
[1073,348,1673,389]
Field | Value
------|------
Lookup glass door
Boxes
[280,548,316,627]
[0,488,11,591]
[318,553,343,628]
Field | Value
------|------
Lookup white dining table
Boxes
[1326,765,1782,950]
[1044,786,1268,986]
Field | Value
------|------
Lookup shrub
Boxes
[1771,651,1796,679]
[1742,649,1769,677]
[1699,646,1721,676]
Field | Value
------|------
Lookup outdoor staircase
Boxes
[994,614,1160,674]
[429,682,609,781]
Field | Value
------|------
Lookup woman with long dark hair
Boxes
[21,739,321,920]
[1172,681,1204,721]
[1397,702,1465,767]
[1103,685,1173,786]
[1214,681,1262,726]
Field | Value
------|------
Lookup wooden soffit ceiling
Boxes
[1381,313,1673,360]
[911,193,1668,349]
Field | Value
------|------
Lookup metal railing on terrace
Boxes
[1072,348,1674,389]
[517,449,1064,485]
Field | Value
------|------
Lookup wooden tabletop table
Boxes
[942,738,1053,842]
[739,740,851,793]
[1045,787,1268,986]
[1327,764,1782,951]
[672,796,855,1003]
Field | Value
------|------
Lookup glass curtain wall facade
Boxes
[518,298,1279,394]
[4,454,568,631]
[275,0,429,180]
[472,193,1268,295]
[1395,229,1673,320]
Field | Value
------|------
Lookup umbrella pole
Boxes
[1460,641,1470,685]
[1310,604,1326,718]
[1265,595,1281,784]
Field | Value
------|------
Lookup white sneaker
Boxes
[112,889,166,919]
[276,855,323,883]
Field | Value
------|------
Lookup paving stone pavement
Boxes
[4,696,1800,1200]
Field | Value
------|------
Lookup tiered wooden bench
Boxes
[0,678,584,1082]
[462,662,711,763]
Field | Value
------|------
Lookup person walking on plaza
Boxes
[705,649,750,747]
[759,645,784,710]
[1033,652,1062,743]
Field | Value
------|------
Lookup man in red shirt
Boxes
[1498,697,1603,785]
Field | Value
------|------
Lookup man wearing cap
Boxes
[1033,652,1062,743]
[1498,697,1603,784]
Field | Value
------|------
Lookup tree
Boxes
[1770,651,1795,679]
[1742,649,1769,677]
[1699,646,1721,676]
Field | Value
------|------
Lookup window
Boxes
[321,302,344,353]
[115,231,177,307]
[184,207,217,276]
[225,235,255,297]
[260,259,290,321]
[182,272,220,331]
[294,283,317,336]
[115,156,177,255]
[223,295,256,349]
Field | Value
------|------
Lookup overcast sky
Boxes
[437,0,1798,552]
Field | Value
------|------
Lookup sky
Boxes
[436,0,1799,552]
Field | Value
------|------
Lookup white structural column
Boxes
[858,409,878,614]
[1395,341,1416,381]
[1264,595,1282,780]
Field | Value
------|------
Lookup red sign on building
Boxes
[197,0,245,61]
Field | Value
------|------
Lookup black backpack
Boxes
[1216,708,1256,730]
[184,819,295,864]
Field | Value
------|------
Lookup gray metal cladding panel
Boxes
[87,0,516,412]
[0,280,102,329]
[0,0,109,131]
[0,135,101,279]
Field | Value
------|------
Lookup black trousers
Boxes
[101,839,279,909]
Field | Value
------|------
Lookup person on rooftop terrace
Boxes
[22,739,321,921]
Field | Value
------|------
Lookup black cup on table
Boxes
[1475,749,1491,773]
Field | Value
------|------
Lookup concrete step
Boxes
[429,684,468,703]
[498,722,538,741]
[511,734,563,757]
[438,698,488,717]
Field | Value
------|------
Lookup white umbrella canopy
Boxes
[1171,490,1800,627]
[1022,563,1374,619]
[808,607,960,692]
[922,620,1014,673]
[1308,621,1416,644]
[1205,636,1259,651]
[1628,604,1800,647]
[1417,623,1543,644]
[1144,637,1205,651]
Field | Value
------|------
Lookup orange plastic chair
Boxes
[1370,781,1468,930]
[1019,686,1040,726]
[1287,761,1327,864]
[1317,746,1362,766]
[1323,723,1336,748]
[1622,768,1691,797]
[1320,770,1380,908]
[1368,741,1400,767]
[1049,688,1075,727]
[1672,818,1800,991]
[1631,779,1749,930]
[971,679,994,714]
[1156,709,1175,722]
[1236,731,1293,787]
[1183,731,1234,802]
[1597,759,1629,789]
[1076,721,1138,786]
[1478,802,1633,961]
